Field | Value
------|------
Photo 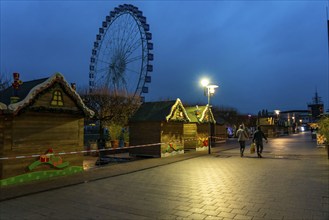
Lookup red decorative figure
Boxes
[12,72,23,90]
[10,73,23,100]
[40,155,49,163]
[39,148,54,162]
[203,139,208,147]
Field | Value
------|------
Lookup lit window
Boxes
[51,90,64,106]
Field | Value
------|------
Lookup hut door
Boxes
[183,124,197,150]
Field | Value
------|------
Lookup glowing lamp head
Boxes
[208,84,218,95]
[201,78,209,87]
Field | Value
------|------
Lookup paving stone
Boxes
[246,210,266,218]
[174,205,191,212]
[188,207,205,214]
[174,210,192,218]
[202,209,221,216]
[231,208,249,215]
[157,214,178,219]
[216,207,233,213]
[203,205,219,211]
[218,211,237,218]
[187,213,207,219]
[204,216,223,220]
[233,214,253,220]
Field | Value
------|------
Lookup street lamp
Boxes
[200,78,218,154]
[274,109,280,125]
[274,110,280,117]
[274,110,280,136]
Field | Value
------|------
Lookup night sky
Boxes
[1,0,328,114]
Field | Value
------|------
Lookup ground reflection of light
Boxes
[83,158,97,170]
[270,140,286,150]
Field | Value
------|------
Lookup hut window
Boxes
[175,107,184,119]
[50,90,64,106]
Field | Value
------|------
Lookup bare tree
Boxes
[0,72,11,91]
[212,106,239,126]
[79,87,141,141]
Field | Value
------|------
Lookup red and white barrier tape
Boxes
[0,143,163,160]
[0,136,227,160]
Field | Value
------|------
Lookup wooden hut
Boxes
[129,98,190,157]
[0,72,94,184]
[214,117,228,144]
[184,105,216,151]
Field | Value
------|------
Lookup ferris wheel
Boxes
[89,4,153,100]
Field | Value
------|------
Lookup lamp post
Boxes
[274,110,280,124]
[274,110,280,137]
[274,110,280,116]
[201,78,218,154]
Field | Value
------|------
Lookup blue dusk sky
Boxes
[1,0,328,114]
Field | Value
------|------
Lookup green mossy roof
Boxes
[130,100,177,122]
[185,105,217,124]
[185,106,207,123]
[130,99,190,122]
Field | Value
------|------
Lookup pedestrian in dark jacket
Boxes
[252,126,268,158]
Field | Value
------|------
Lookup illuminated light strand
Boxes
[0,136,227,160]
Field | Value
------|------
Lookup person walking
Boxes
[252,126,268,158]
[236,124,249,157]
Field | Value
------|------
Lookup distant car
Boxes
[227,127,234,138]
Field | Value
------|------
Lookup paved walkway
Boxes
[0,132,328,219]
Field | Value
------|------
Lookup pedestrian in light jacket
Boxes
[236,124,249,157]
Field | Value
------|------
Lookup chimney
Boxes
[71,83,76,91]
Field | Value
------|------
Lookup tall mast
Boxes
[327,3,329,112]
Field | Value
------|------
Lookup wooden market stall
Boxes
[214,117,228,144]
[0,72,94,184]
[129,98,190,157]
[184,105,216,151]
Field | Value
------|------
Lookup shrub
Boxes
[318,116,329,145]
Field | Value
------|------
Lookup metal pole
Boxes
[208,88,211,154]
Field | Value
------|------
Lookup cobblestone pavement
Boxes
[0,132,328,220]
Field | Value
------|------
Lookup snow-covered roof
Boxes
[1,72,94,117]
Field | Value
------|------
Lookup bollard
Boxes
[97,138,106,157]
